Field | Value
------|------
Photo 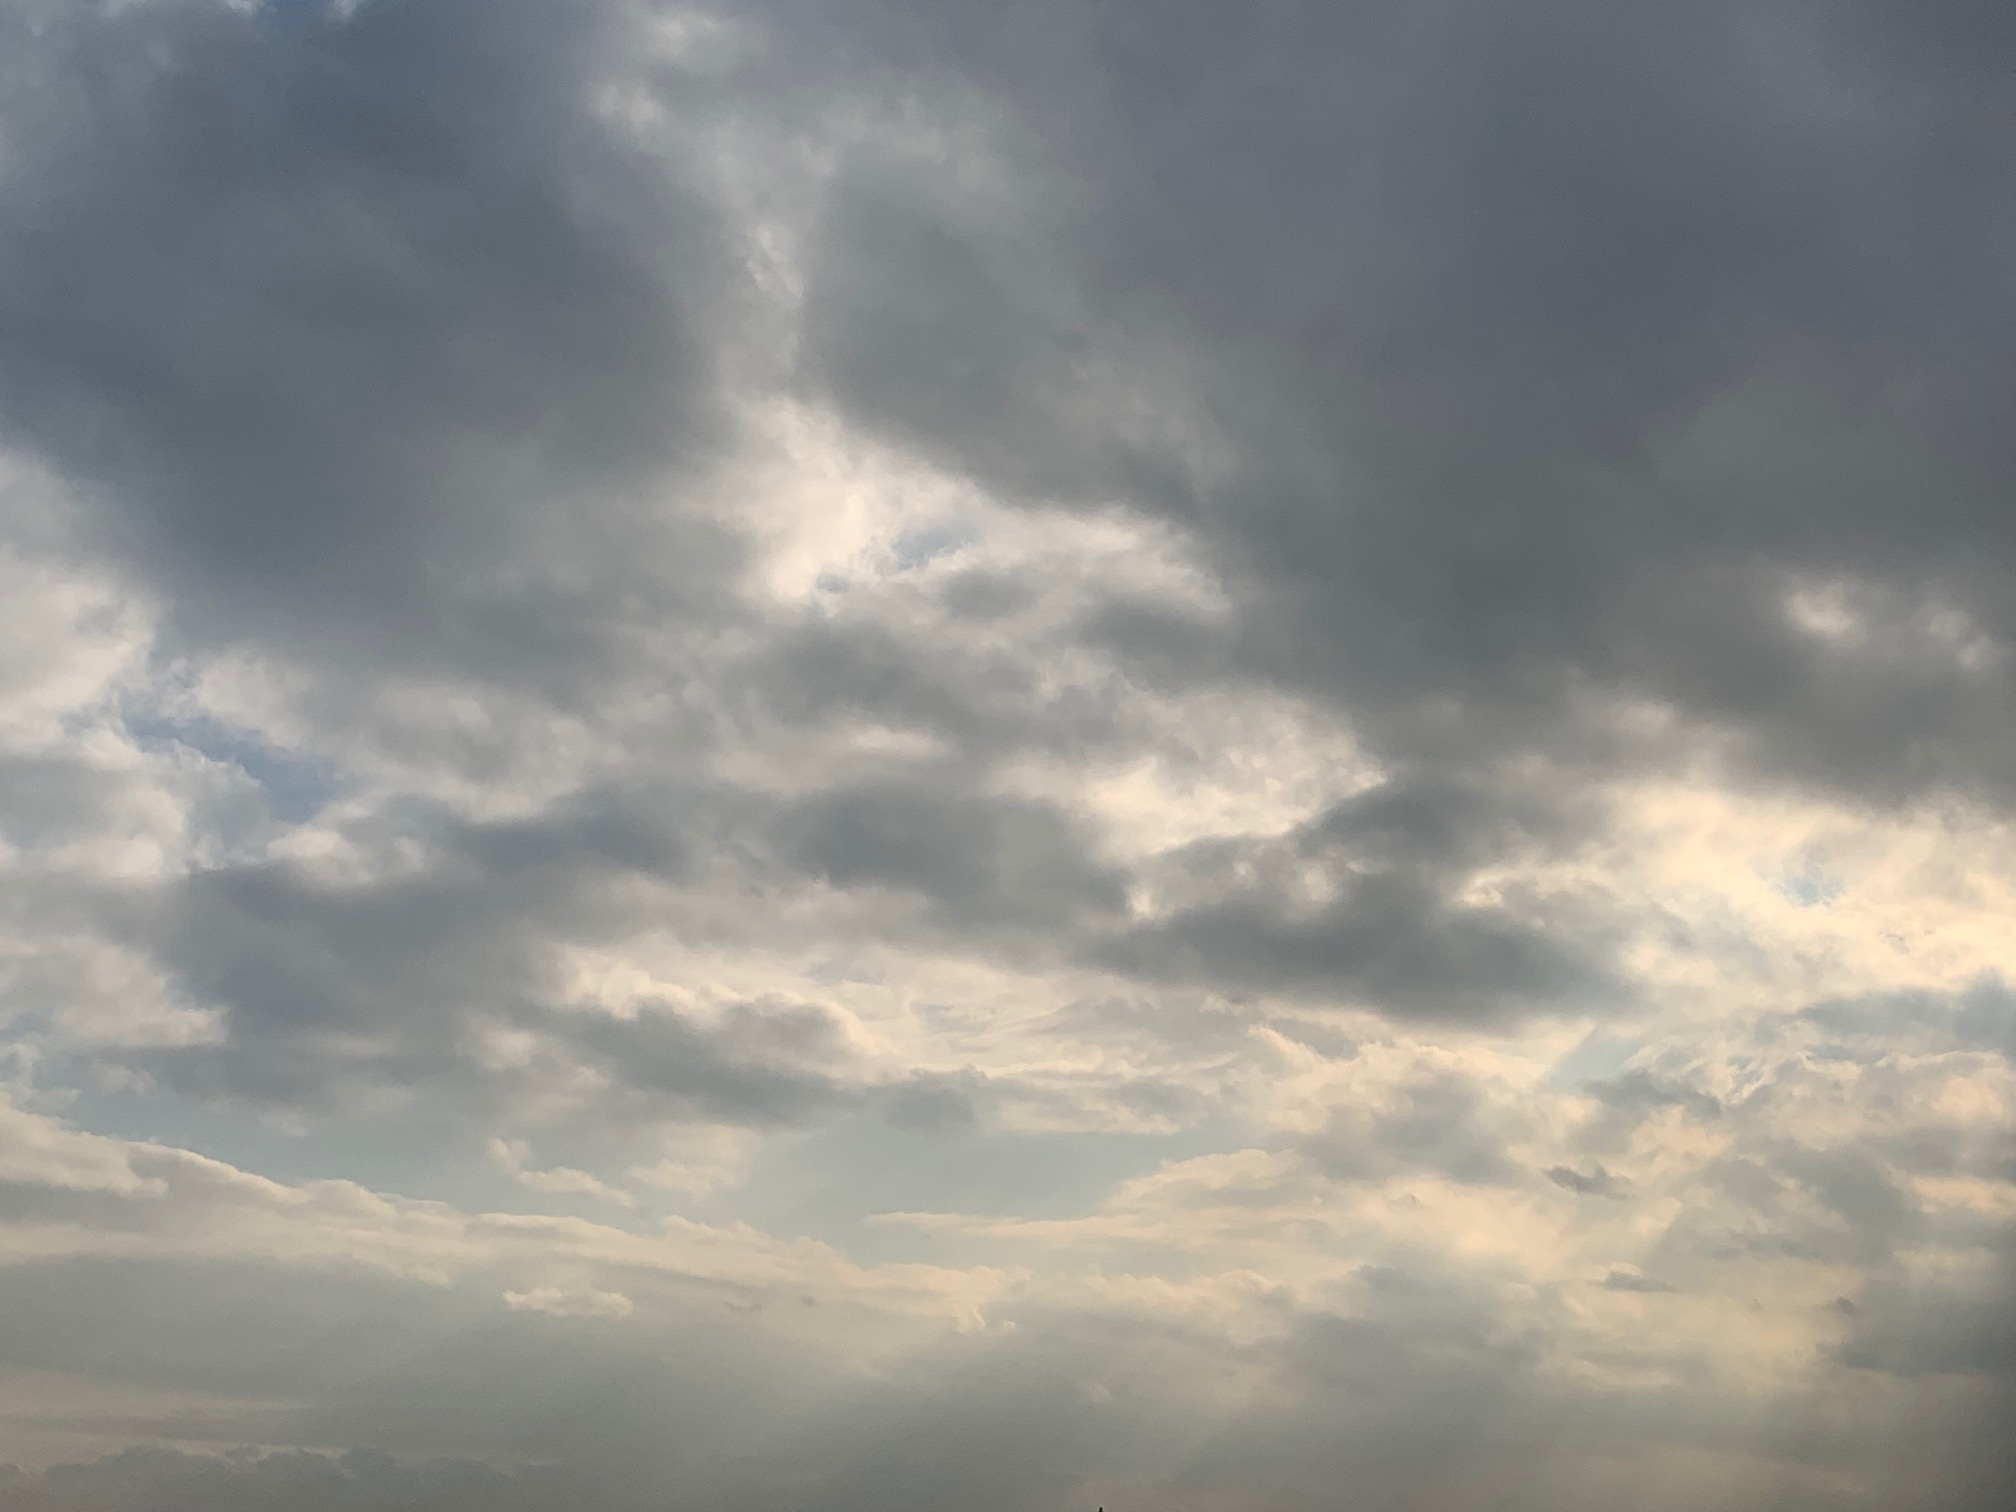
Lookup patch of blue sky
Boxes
[1545,1027,1646,1092]
[1777,867,1844,908]
[253,0,370,33]
[735,1107,1244,1260]
[57,1068,608,1224]
[124,710,341,824]
[891,520,975,572]
[251,0,335,39]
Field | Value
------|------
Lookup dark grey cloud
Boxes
[1101,775,1621,1020]
[73,792,854,1131]
[1804,977,2016,1060]
[0,757,139,851]
[39,758,1135,1129]
[554,996,851,1127]
[744,611,1138,766]
[0,0,744,676]
[1109,870,1613,1020]
[787,0,2016,810]
[778,775,1130,937]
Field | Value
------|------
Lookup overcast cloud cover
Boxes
[0,0,2010,1507]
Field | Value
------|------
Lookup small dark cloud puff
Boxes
[1599,1269,1678,1294]
[1548,1163,1626,1199]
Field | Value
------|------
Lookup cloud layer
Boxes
[0,1,2010,1508]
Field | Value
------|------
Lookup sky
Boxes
[0,1,2010,1508]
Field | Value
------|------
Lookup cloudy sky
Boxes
[0,1,2010,1508]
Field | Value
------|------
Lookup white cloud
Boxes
[502,1286,636,1319]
